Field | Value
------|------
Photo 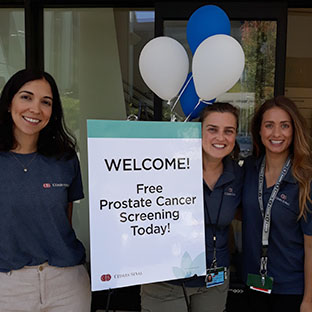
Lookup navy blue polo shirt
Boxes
[0,151,86,272]
[178,156,243,287]
[242,156,312,294]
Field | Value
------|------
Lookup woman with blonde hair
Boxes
[242,95,312,312]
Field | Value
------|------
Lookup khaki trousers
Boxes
[0,263,91,312]
[141,276,229,312]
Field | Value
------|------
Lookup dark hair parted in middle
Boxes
[0,69,77,158]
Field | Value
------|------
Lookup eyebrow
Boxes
[18,90,53,101]
[206,124,236,129]
[264,120,291,123]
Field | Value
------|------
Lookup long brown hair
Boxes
[251,96,312,219]
[199,102,240,160]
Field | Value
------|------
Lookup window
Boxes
[0,9,25,90]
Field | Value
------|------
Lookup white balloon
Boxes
[139,36,189,101]
[192,34,245,101]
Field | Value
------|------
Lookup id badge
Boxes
[205,267,227,288]
[247,273,273,294]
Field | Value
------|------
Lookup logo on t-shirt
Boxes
[224,187,236,196]
[276,193,290,206]
[42,182,69,189]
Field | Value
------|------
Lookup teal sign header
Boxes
[87,120,201,139]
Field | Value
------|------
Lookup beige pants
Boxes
[0,263,91,312]
[141,276,229,312]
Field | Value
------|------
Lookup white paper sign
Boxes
[87,120,205,291]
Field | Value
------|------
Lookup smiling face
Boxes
[202,111,237,161]
[260,106,293,157]
[10,78,53,147]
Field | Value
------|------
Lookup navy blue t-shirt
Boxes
[0,151,86,272]
[178,156,243,287]
[242,156,312,294]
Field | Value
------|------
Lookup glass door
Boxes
[155,2,287,145]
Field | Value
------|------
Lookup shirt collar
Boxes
[213,156,236,188]
[255,154,296,184]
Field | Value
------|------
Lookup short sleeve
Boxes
[300,194,312,235]
[68,154,84,202]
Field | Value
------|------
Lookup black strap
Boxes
[204,185,224,268]
[181,282,191,312]
[105,288,114,312]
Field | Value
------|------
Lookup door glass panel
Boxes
[114,9,155,120]
[44,8,155,259]
[0,9,25,90]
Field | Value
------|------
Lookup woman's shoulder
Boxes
[241,155,258,169]
[224,156,244,178]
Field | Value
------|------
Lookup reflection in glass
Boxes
[115,9,155,120]
[44,8,130,259]
[0,9,25,90]
[44,10,80,139]
[240,21,277,107]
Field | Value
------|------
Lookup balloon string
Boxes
[171,74,193,112]
[184,98,201,122]
[201,99,213,104]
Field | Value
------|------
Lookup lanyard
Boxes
[258,155,291,246]
[204,185,224,269]
[257,155,291,280]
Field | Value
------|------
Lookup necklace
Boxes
[10,152,37,172]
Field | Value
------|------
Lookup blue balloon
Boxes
[180,73,214,120]
[187,5,231,54]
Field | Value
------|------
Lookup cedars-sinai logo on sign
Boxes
[101,274,111,282]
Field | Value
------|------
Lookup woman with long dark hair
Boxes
[0,69,91,311]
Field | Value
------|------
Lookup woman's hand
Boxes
[301,300,312,312]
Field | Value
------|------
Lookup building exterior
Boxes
[1,1,312,310]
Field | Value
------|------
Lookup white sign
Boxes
[87,120,205,291]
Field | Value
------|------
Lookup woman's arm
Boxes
[301,234,312,312]
[67,202,73,226]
